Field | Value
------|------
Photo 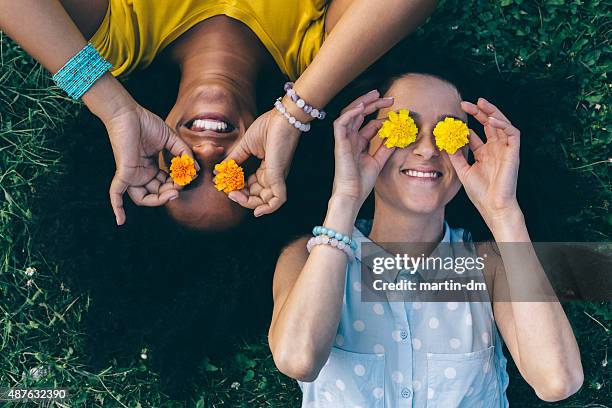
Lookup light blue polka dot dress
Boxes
[298,220,510,407]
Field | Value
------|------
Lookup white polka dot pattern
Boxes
[444,367,457,379]
[372,303,384,315]
[297,222,509,408]
[353,320,365,332]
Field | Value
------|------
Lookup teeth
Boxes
[404,169,440,178]
[191,119,228,131]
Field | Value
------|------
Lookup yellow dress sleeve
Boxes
[90,0,329,80]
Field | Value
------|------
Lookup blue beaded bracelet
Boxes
[312,226,358,251]
[52,43,112,100]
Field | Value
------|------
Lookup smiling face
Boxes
[163,81,252,230]
[159,16,268,230]
[372,74,468,215]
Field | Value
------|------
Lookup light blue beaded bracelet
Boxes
[312,226,358,251]
[52,43,112,100]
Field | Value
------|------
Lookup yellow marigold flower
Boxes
[170,154,197,186]
[377,109,419,148]
[213,159,245,193]
[433,117,470,154]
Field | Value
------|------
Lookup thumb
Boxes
[164,129,201,171]
[109,174,128,225]
[447,150,471,182]
[225,136,252,166]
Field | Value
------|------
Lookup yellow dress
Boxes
[90,0,329,80]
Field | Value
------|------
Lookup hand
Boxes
[224,107,301,217]
[331,91,396,211]
[448,98,521,226]
[103,102,198,225]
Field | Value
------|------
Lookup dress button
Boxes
[400,330,408,340]
[401,387,412,398]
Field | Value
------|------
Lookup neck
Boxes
[170,16,265,109]
[369,198,446,244]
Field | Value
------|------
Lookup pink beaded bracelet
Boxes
[306,235,355,262]
[274,97,311,132]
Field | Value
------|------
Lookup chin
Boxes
[400,200,444,215]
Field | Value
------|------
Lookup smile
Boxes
[401,169,443,179]
[184,114,236,134]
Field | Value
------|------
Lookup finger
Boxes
[468,129,485,154]
[371,143,396,171]
[247,180,264,197]
[247,172,259,186]
[477,98,510,123]
[235,192,265,210]
[128,186,179,207]
[165,132,200,171]
[227,190,249,208]
[225,137,253,167]
[260,188,274,203]
[461,101,489,126]
[245,193,266,209]
[361,97,394,116]
[358,119,384,140]
[159,170,190,191]
[487,116,520,137]
[109,176,127,225]
[159,179,178,194]
[447,150,471,181]
[487,116,520,146]
[155,171,168,182]
[334,103,365,140]
[482,122,500,143]
[149,170,186,194]
[349,111,366,135]
[143,177,162,195]
[254,179,286,217]
[357,119,384,152]
[340,89,380,115]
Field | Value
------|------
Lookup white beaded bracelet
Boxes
[274,97,311,132]
[306,235,355,262]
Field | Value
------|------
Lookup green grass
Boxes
[1,0,610,407]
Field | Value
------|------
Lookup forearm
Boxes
[0,0,132,122]
[290,0,436,115]
[491,210,582,392]
[269,196,359,379]
[0,0,87,72]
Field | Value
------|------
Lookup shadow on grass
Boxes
[30,45,609,406]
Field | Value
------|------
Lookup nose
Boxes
[192,143,226,168]
[412,131,439,160]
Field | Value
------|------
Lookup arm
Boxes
[227,0,435,217]
[0,0,196,225]
[268,93,395,381]
[450,98,583,402]
[291,0,437,113]
[269,197,357,381]
[490,213,583,402]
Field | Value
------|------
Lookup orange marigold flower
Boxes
[169,154,197,186]
[213,159,245,193]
